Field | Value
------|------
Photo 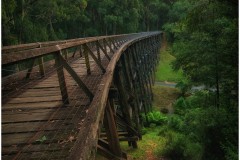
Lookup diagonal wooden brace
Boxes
[26,58,36,79]
[109,38,118,49]
[103,39,114,54]
[83,44,106,74]
[54,53,69,104]
[58,53,94,101]
[96,41,111,61]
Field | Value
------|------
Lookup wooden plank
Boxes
[2,143,72,154]
[16,91,61,97]
[2,120,77,133]
[2,106,83,123]
[2,101,63,110]
[2,132,35,146]
[6,96,62,104]
[2,150,70,160]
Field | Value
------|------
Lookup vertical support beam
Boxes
[83,44,106,74]
[38,57,45,77]
[103,39,107,54]
[72,46,78,58]
[103,99,122,158]
[79,45,83,57]
[121,54,132,90]
[95,41,101,61]
[132,43,149,122]
[83,45,91,75]
[123,49,142,138]
[63,49,68,60]
[54,52,69,104]
[110,38,118,49]
[26,58,36,79]
[96,41,111,61]
[114,64,138,148]
[104,39,114,54]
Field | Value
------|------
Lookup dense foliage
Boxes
[159,0,238,159]
[2,0,171,45]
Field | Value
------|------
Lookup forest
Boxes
[2,0,238,159]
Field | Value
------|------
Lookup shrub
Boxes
[149,123,157,128]
[162,132,186,160]
[175,80,191,96]
[141,127,148,135]
[167,115,184,131]
[184,142,203,160]
[143,111,168,126]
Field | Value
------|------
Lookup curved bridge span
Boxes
[2,32,163,160]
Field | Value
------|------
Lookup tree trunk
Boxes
[215,56,220,108]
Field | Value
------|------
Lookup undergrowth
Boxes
[155,49,186,82]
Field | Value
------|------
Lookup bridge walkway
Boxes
[2,43,116,159]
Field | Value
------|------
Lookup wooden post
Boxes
[83,45,91,75]
[79,45,83,57]
[83,44,106,74]
[96,41,111,61]
[26,58,36,79]
[110,38,117,50]
[54,52,69,104]
[104,39,114,54]
[95,41,101,61]
[38,57,45,77]
[64,49,68,60]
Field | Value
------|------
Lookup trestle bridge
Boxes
[2,32,163,160]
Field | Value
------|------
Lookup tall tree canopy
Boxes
[163,0,238,159]
[2,0,170,45]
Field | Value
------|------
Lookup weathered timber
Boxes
[83,44,106,74]
[2,32,162,160]
[54,52,69,104]
[103,100,123,158]
[25,58,36,79]
[58,53,94,101]
[96,41,111,61]
[38,57,45,77]
[114,63,138,148]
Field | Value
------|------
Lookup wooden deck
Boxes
[2,48,113,160]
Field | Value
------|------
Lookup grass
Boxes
[155,49,185,82]
[120,127,167,160]
[152,85,180,110]
[96,86,181,160]
[95,127,166,160]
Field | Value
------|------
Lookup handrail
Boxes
[2,32,159,65]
